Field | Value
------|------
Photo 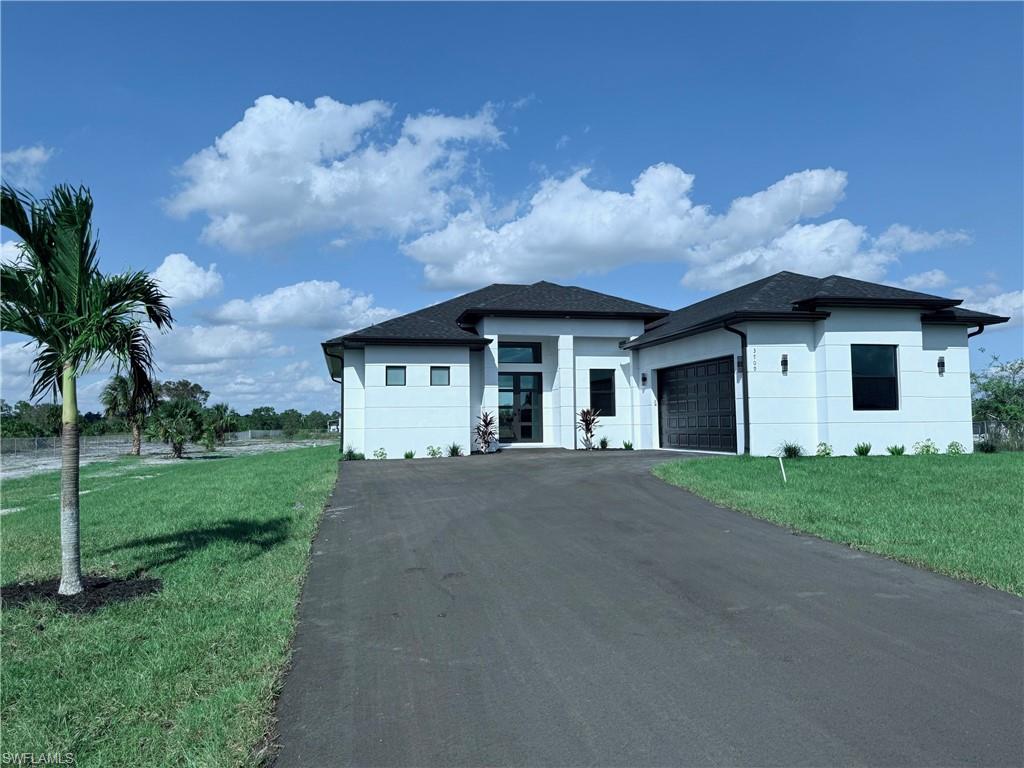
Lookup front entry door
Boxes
[498,373,542,443]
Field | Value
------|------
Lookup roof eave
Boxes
[793,297,961,311]
[457,308,669,325]
[622,310,830,350]
[334,335,493,349]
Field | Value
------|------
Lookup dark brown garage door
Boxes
[658,356,737,451]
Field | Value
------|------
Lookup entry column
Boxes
[556,334,576,448]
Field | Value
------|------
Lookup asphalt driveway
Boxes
[274,449,1023,767]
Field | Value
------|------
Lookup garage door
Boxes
[658,356,737,451]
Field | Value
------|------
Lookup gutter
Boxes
[322,344,345,452]
[968,326,985,339]
[722,322,751,455]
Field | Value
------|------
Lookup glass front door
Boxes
[498,373,542,443]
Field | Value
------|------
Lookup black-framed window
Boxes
[430,366,450,386]
[590,369,616,417]
[851,345,898,410]
[498,341,542,364]
[385,366,406,386]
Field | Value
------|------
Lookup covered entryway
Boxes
[658,356,737,451]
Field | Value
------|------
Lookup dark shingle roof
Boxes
[326,281,668,347]
[626,271,1007,349]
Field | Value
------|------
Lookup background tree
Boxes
[100,373,156,455]
[146,399,205,458]
[280,408,303,436]
[156,379,210,406]
[0,183,172,595]
[972,354,1024,448]
[246,406,281,430]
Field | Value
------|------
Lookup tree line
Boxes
[1,378,339,440]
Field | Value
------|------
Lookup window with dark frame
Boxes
[430,366,450,386]
[498,342,542,364]
[851,345,898,410]
[385,366,406,386]
[589,369,616,417]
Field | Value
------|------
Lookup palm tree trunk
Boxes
[58,364,83,596]
[131,422,142,456]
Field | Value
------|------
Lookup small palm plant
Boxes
[146,399,204,458]
[447,442,464,457]
[203,403,237,448]
[474,410,498,453]
[854,442,872,456]
[100,373,157,456]
[1,184,172,595]
[576,408,600,449]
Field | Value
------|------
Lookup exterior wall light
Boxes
[737,356,744,372]
[641,372,648,386]
[781,354,789,375]
[938,356,945,376]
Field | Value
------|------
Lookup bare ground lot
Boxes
[0,436,337,482]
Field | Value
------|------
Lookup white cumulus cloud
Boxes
[167,95,501,251]
[406,165,858,289]
[1,145,54,188]
[210,280,399,333]
[152,253,223,306]
[898,269,951,291]
[876,224,971,253]
[155,324,290,364]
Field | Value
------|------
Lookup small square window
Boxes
[430,366,450,386]
[385,366,406,386]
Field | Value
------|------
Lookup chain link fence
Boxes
[973,421,1024,451]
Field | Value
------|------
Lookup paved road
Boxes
[274,450,1023,767]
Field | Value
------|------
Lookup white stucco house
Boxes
[322,271,1009,457]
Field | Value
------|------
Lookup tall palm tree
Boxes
[1,184,172,595]
[100,373,156,456]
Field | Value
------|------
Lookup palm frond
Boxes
[0,185,55,274]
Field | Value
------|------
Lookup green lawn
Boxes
[654,453,1024,595]
[1,445,339,766]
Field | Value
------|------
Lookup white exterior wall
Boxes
[360,345,472,458]
[340,309,974,458]
[803,309,973,455]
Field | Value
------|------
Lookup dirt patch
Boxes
[1,574,162,613]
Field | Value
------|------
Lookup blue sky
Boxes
[2,2,1021,413]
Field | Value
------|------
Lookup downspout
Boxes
[323,346,345,452]
[722,322,751,455]
[968,325,985,339]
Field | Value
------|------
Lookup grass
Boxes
[1,445,339,766]
[653,453,1024,595]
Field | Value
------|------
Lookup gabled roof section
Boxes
[325,281,668,348]
[625,271,1005,350]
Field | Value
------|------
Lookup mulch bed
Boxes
[1,574,162,613]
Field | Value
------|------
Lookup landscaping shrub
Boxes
[404,450,416,459]
[977,439,998,453]
[599,436,609,450]
[815,442,833,457]
[779,441,804,458]
[946,440,967,455]
[426,445,443,458]
[854,442,872,456]
[576,408,600,449]
[914,439,939,455]
[447,442,464,457]
[342,446,365,461]
[886,444,906,456]
[622,441,633,450]
[372,447,387,460]
[474,411,498,453]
